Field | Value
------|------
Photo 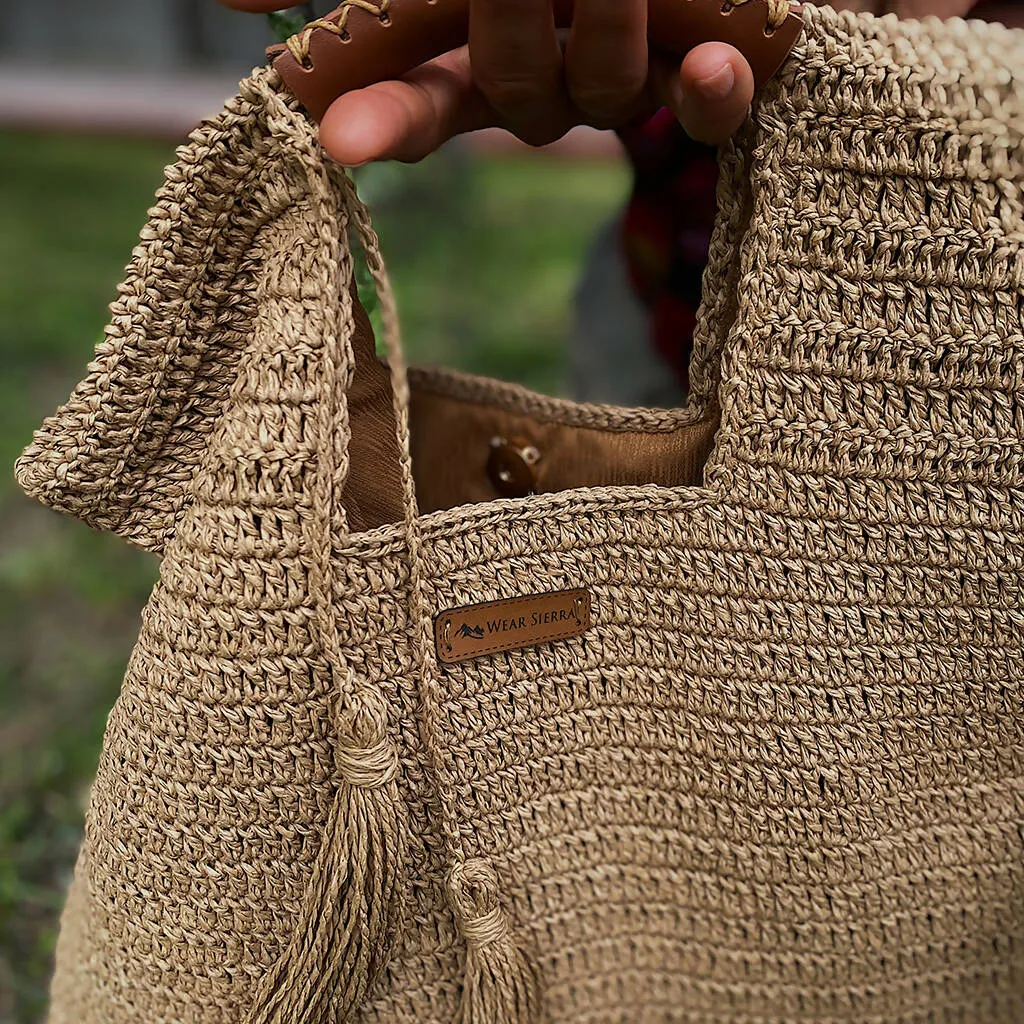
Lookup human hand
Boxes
[220,0,996,164]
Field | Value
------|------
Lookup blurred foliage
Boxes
[0,128,627,1021]
[267,7,315,43]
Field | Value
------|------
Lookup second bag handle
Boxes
[269,0,804,121]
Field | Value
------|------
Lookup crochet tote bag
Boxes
[17,3,1024,1022]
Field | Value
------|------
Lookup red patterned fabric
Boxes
[617,3,1009,394]
[619,108,719,394]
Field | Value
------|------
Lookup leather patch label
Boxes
[435,589,591,665]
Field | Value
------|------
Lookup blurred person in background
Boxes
[223,0,1024,408]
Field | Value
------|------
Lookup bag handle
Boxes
[328,163,546,1022]
[269,0,804,121]
[240,81,496,1021]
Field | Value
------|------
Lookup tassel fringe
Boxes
[448,859,541,1024]
[244,688,406,1024]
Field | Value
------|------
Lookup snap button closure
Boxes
[487,437,541,498]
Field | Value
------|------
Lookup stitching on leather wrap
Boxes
[731,0,793,34]
[285,0,792,69]
[287,0,393,66]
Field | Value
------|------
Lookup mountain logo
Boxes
[436,588,591,665]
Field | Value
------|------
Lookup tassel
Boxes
[244,687,407,1024]
[447,858,541,1024]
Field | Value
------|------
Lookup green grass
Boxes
[0,128,627,1021]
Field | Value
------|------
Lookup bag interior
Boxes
[343,296,721,532]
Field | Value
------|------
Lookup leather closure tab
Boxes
[435,589,592,665]
[270,0,804,123]
[487,436,541,498]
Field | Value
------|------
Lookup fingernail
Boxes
[695,62,735,101]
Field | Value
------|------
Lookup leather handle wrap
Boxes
[269,0,803,122]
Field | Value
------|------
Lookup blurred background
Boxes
[0,3,630,1019]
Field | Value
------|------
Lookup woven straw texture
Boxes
[16,5,1024,1022]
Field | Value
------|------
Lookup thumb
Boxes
[320,47,496,165]
[652,43,755,146]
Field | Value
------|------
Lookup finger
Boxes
[320,47,495,165]
[217,0,296,10]
[565,0,648,124]
[469,0,572,144]
[653,43,754,146]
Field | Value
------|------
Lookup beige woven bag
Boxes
[17,3,1024,1022]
